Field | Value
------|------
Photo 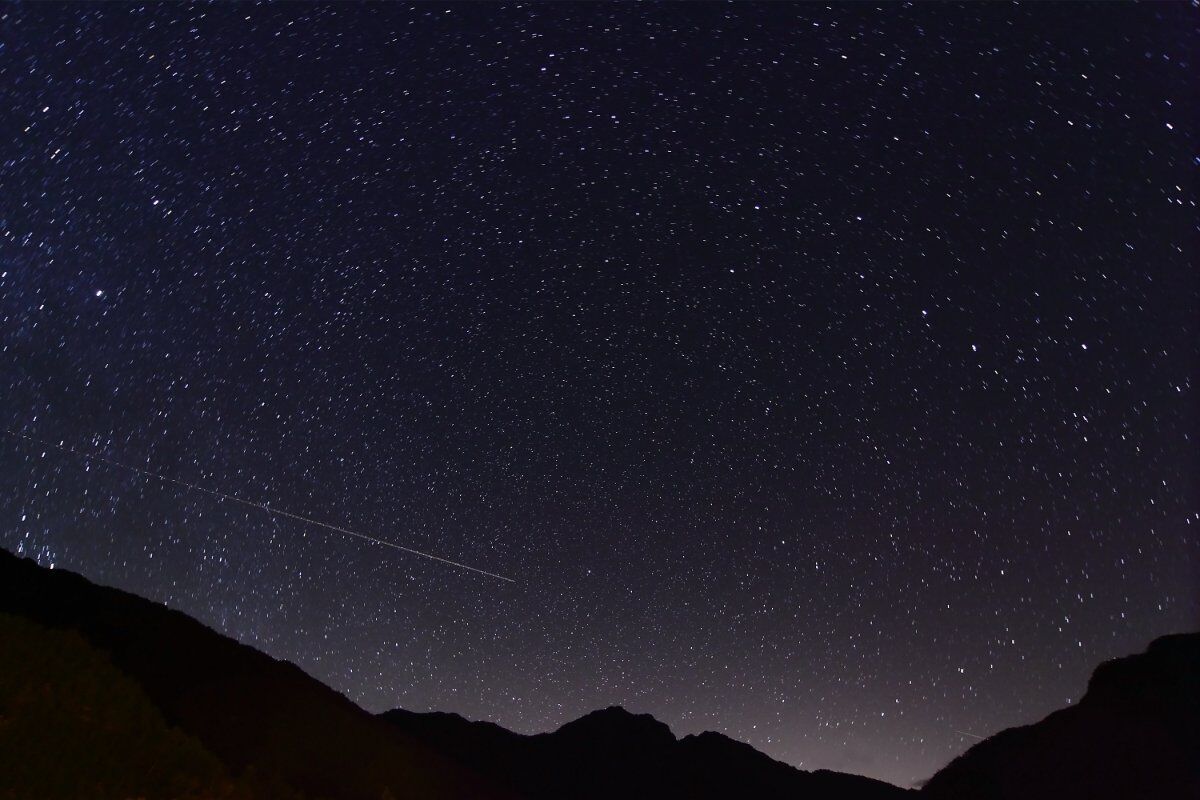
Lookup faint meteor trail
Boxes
[953,729,985,740]
[5,429,516,584]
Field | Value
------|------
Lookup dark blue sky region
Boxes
[2,3,1196,787]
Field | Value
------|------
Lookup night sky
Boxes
[2,3,1197,788]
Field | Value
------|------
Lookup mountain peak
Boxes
[1084,631,1200,705]
[551,705,677,751]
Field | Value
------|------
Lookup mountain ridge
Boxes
[1,547,1195,799]
[380,702,910,799]
[0,548,906,799]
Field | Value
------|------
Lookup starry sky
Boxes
[2,2,1197,788]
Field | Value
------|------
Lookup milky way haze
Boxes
[2,3,1196,788]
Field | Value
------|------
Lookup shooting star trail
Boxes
[6,429,516,584]
[953,729,986,740]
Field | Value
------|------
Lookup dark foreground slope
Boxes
[0,612,252,800]
[920,632,1200,800]
[0,549,508,800]
[381,705,910,800]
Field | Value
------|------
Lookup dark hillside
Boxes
[0,612,251,800]
[920,632,1200,800]
[0,549,507,800]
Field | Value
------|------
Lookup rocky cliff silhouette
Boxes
[919,630,1199,799]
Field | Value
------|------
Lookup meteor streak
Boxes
[6,429,515,584]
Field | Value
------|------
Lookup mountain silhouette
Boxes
[920,631,1200,799]
[0,549,907,799]
[381,705,909,799]
[1,547,1195,799]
